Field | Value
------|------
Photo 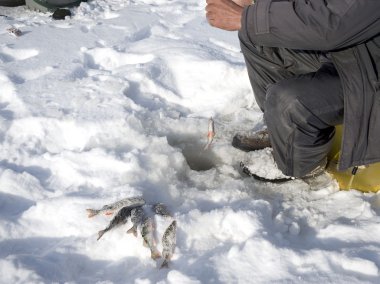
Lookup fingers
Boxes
[206,0,230,6]
[206,0,241,13]
[206,11,215,24]
[205,0,243,31]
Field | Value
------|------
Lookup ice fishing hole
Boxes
[167,135,218,171]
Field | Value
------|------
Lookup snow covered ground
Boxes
[1,1,380,283]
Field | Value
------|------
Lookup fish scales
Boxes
[160,220,177,268]
[152,203,172,217]
[141,216,161,260]
[97,205,138,240]
[127,206,144,237]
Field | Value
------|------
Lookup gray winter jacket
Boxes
[240,0,380,170]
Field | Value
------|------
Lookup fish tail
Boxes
[151,249,161,260]
[86,209,99,218]
[160,259,169,269]
[97,229,107,241]
[127,226,138,237]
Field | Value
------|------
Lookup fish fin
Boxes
[104,211,113,216]
[151,250,162,260]
[160,259,169,269]
[127,227,138,237]
[86,209,99,218]
[143,240,148,247]
[97,229,106,241]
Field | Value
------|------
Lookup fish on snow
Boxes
[86,197,145,218]
[127,206,144,237]
[141,216,161,260]
[160,220,177,269]
[97,205,140,241]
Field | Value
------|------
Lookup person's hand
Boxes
[206,0,244,31]
[232,0,252,7]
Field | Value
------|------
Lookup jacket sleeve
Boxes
[240,0,380,50]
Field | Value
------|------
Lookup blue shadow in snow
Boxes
[0,192,35,222]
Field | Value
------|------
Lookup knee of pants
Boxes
[264,81,305,129]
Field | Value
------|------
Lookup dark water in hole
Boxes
[182,144,215,171]
[167,135,217,171]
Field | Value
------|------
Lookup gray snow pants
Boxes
[239,34,344,177]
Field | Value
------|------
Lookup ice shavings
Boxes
[243,148,292,180]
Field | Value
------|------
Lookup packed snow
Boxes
[242,148,292,180]
[1,1,380,283]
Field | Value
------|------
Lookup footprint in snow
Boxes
[126,26,152,42]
